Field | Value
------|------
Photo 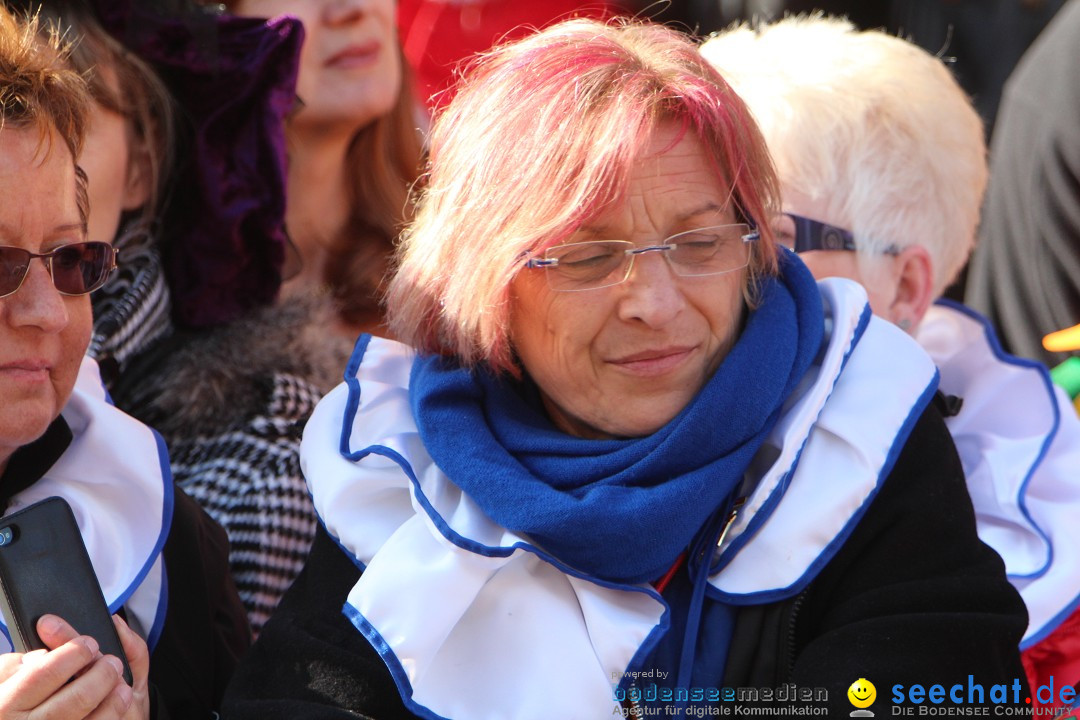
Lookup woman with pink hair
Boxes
[223,18,1028,718]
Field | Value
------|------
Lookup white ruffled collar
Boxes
[917,300,1080,645]
[303,278,938,719]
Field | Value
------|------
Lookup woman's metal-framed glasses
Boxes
[0,242,118,299]
[524,223,759,292]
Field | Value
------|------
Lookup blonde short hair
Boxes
[702,15,987,296]
[387,18,781,373]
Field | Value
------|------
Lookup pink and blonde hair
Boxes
[386,17,781,374]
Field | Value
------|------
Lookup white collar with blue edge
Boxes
[710,279,938,600]
[302,277,938,720]
[917,300,1080,647]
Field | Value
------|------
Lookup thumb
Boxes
[111,615,148,690]
[35,614,80,650]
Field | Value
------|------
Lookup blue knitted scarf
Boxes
[410,253,824,584]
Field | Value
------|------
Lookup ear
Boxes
[887,245,934,332]
[120,139,152,212]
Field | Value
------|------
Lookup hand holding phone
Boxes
[0,613,141,718]
[0,496,132,684]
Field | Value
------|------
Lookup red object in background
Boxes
[399,0,627,110]
[1022,606,1080,716]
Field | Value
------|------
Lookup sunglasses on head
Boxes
[0,242,118,299]
[776,213,900,256]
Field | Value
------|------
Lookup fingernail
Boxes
[79,635,100,655]
[105,655,124,677]
[38,615,61,635]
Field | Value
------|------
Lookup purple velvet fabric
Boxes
[91,1,303,328]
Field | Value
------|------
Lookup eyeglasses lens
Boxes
[667,227,749,275]
[542,225,752,291]
[0,248,30,296]
[545,242,628,287]
[52,243,110,294]
[0,242,114,298]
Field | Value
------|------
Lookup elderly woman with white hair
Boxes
[223,18,1027,719]
[703,16,1080,705]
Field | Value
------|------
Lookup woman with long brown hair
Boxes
[225,0,424,335]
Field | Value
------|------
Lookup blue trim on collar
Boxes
[841,304,874,382]
[107,429,173,625]
[342,603,452,720]
[99,354,174,645]
[708,368,940,606]
[709,302,873,580]
[146,561,169,652]
[339,333,373,461]
[934,298,1057,583]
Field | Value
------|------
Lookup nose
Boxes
[615,250,686,327]
[324,0,365,25]
[4,259,69,333]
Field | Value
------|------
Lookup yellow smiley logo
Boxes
[848,678,876,709]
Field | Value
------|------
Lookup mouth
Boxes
[0,360,51,383]
[607,346,696,376]
[326,42,380,69]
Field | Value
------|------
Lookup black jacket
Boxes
[152,489,251,720]
[722,401,1029,714]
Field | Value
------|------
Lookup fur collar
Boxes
[127,293,354,438]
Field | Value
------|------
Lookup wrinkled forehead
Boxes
[0,123,85,230]
[529,120,739,248]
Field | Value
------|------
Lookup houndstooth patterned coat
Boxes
[91,230,352,635]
